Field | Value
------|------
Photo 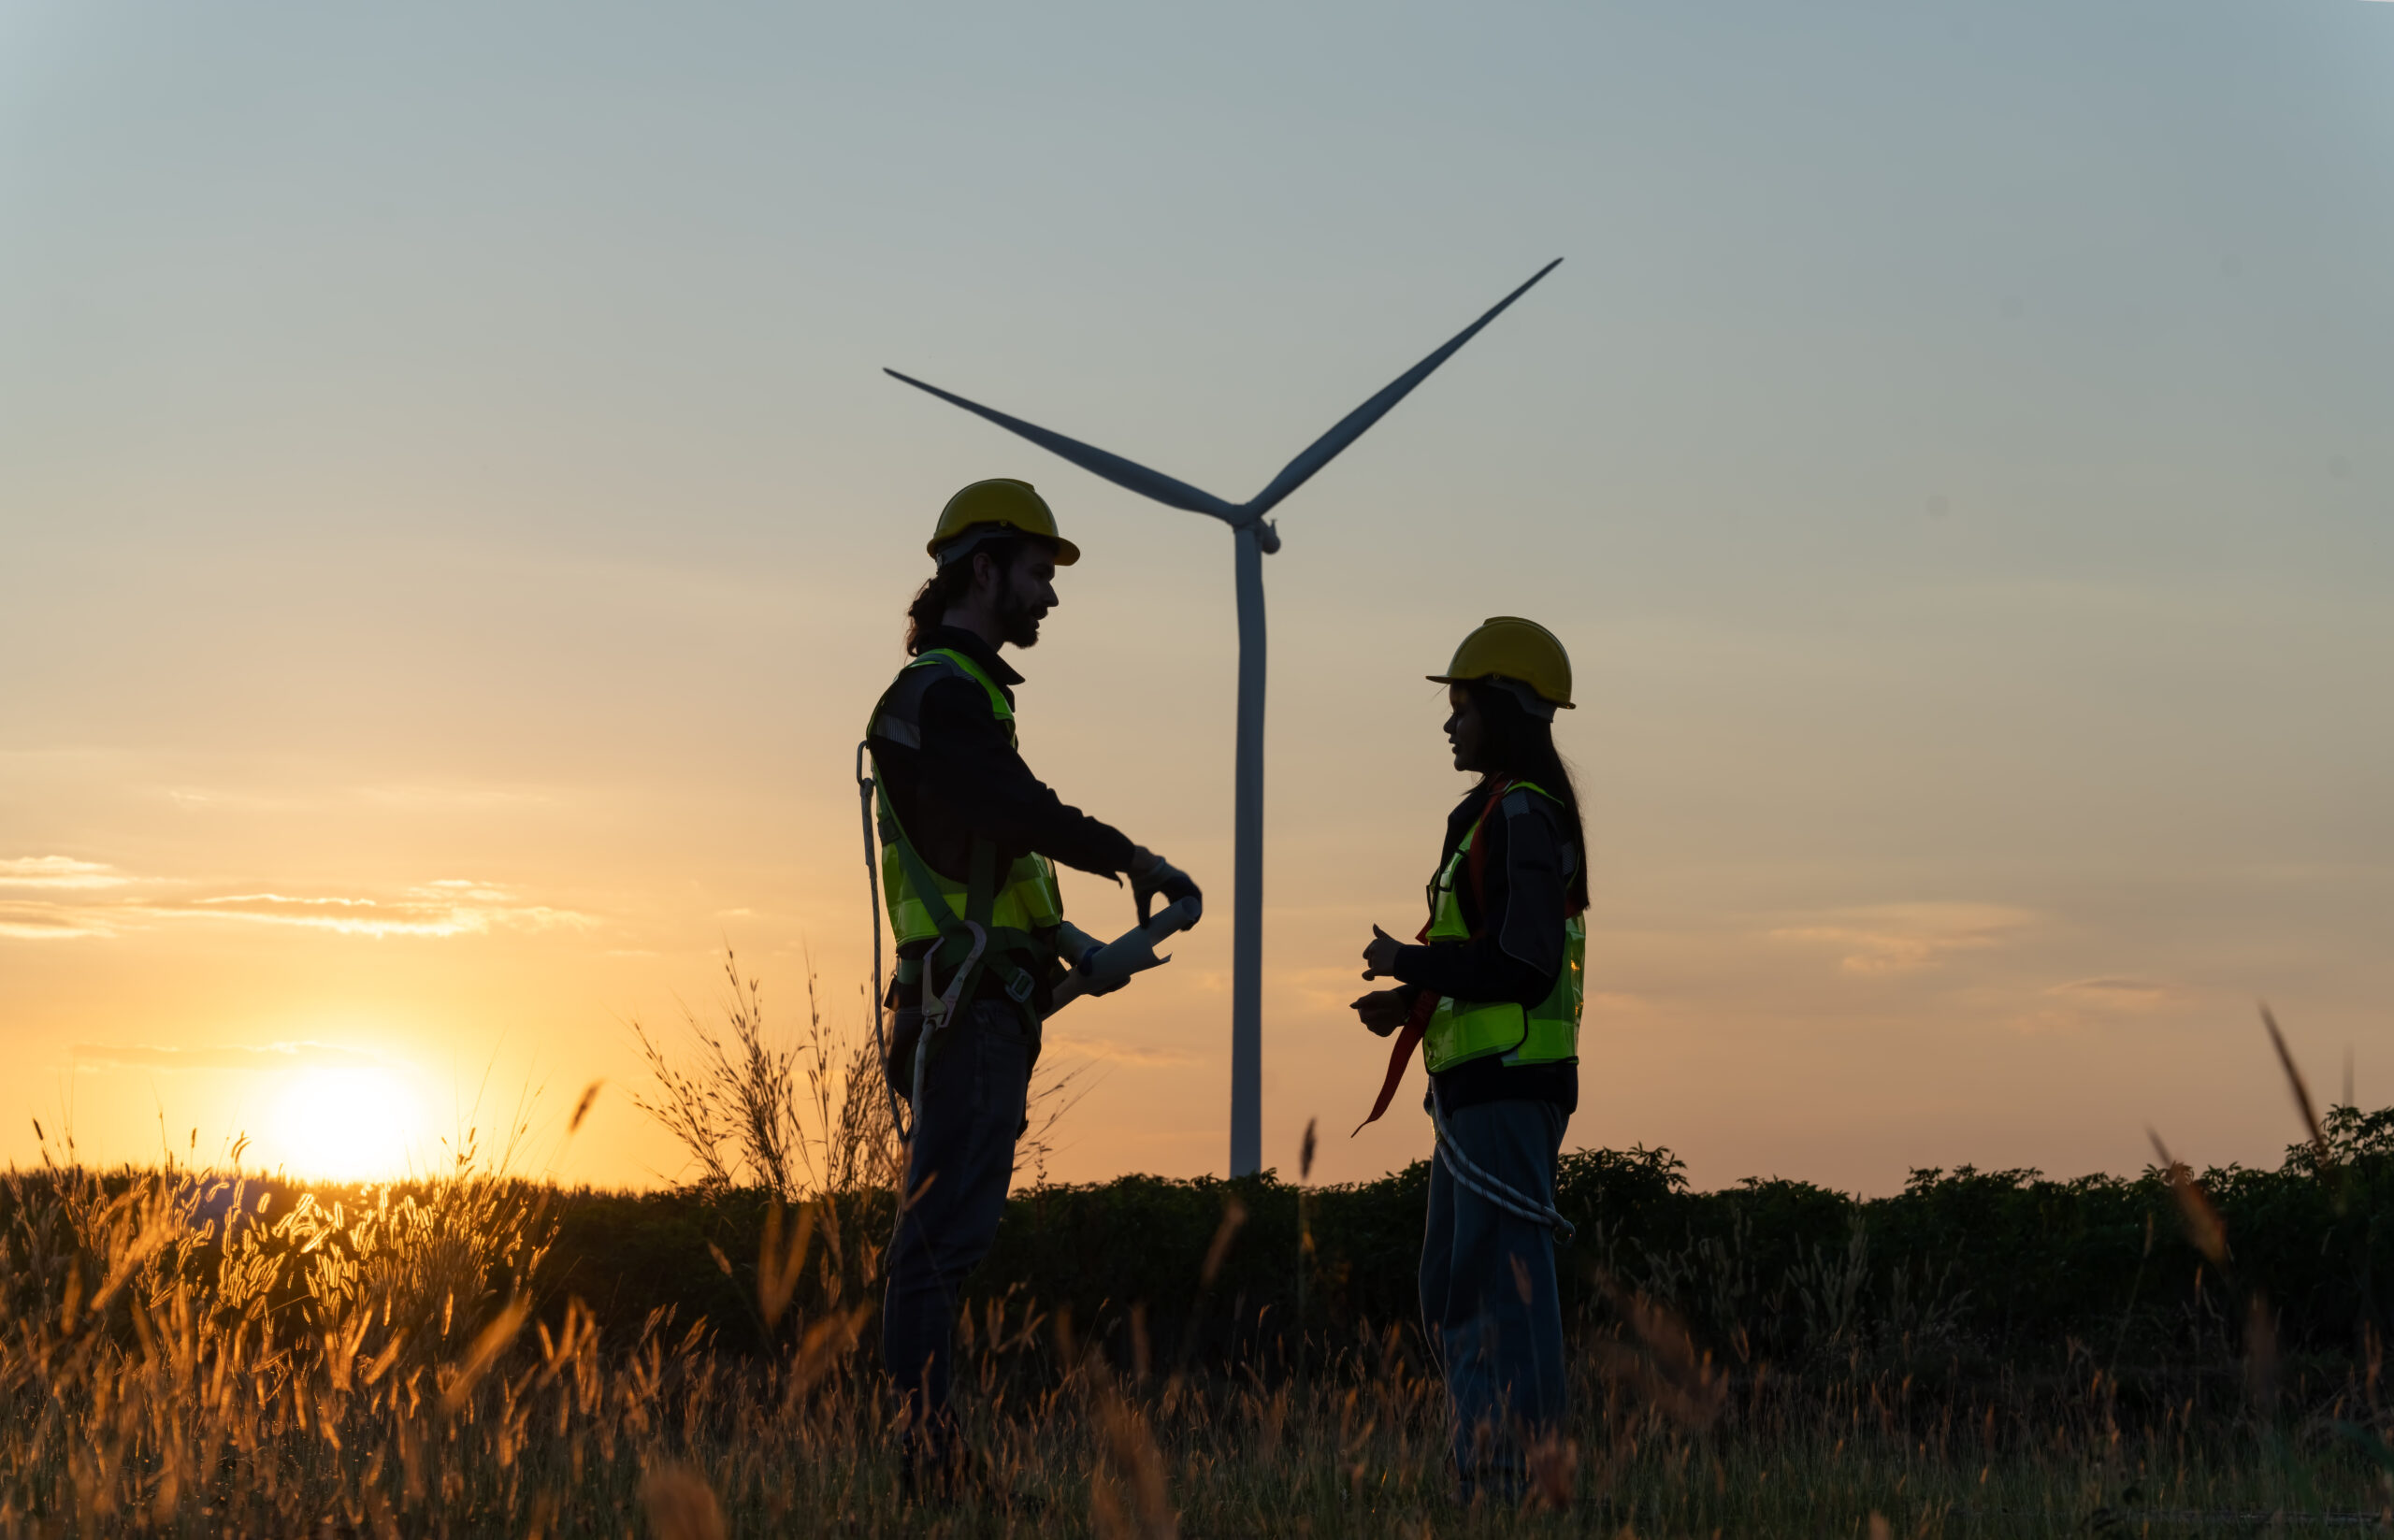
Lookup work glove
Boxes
[1128,848,1202,928]
[1351,987,1413,1038]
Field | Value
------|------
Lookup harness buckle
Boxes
[1004,968,1035,1004]
[920,920,989,1032]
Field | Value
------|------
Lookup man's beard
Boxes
[997,580,1047,649]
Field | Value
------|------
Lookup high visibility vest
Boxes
[865,650,1064,993]
[1420,781,1584,1074]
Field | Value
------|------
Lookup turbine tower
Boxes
[887,259,1560,1176]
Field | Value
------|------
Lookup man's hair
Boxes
[904,529,1028,655]
[1464,677,1591,912]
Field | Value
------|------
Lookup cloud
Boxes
[72,1041,388,1072]
[356,784,558,810]
[0,904,115,940]
[1770,902,2034,975]
[0,856,128,890]
[162,784,558,813]
[154,887,597,939]
[1,856,142,937]
[2046,976,2173,1012]
[2012,975,2181,1034]
[1041,1032,1194,1068]
[0,862,598,943]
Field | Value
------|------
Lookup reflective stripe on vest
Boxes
[868,649,1064,950]
[1420,781,1584,1074]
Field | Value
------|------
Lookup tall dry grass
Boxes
[627,949,1096,1322]
[0,998,2385,1534]
[2,1136,2386,1540]
[629,948,1093,1200]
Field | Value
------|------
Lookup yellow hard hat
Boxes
[927,479,1080,566]
[1428,616,1575,712]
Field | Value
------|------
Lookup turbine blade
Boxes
[1244,258,1562,518]
[883,368,1241,522]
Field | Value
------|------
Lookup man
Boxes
[865,477,1199,1493]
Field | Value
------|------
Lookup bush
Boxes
[519,1107,2394,1390]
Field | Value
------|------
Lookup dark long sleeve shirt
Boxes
[868,626,1139,987]
[1391,784,1580,1115]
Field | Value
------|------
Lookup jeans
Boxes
[880,1000,1033,1461]
[1419,1094,1568,1500]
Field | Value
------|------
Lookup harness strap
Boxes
[913,919,989,1128]
[858,742,911,1143]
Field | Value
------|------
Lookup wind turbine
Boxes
[887,258,1561,1177]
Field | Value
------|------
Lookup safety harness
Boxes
[1354,777,1579,1239]
[1354,778,1515,1131]
[860,649,1061,1136]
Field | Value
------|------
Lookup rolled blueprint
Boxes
[1046,897,1202,1015]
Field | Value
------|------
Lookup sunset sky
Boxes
[4,0,2390,1192]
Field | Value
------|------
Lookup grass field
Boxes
[3,982,2388,1535]
[4,1130,2390,1537]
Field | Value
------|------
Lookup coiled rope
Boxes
[1427,1093,1575,1243]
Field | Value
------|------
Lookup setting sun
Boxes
[267,1065,423,1181]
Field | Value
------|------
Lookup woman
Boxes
[1353,615,1586,1504]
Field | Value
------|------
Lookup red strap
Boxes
[1456,779,1511,940]
[1353,781,1512,1134]
[1465,795,1496,922]
[1353,922,1437,1132]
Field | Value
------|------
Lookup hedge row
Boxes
[543,1104,2394,1376]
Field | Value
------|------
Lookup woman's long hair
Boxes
[1464,678,1590,912]
[903,532,1024,655]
